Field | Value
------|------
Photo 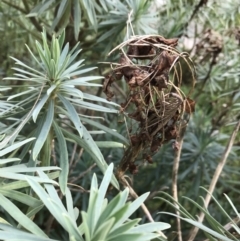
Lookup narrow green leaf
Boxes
[61,86,83,99]
[67,67,97,78]
[11,67,41,78]
[92,164,114,225]
[81,0,98,31]
[0,189,42,207]
[0,230,56,241]
[0,171,58,185]
[58,29,66,50]
[183,218,233,241]
[7,88,35,100]
[63,76,103,85]
[42,29,51,61]
[112,193,150,230]
[92,218,115,241]
[65,188,76,221]
[51,0,68,30]
[49,59,57,79]
[26,177,66,228]
[96,189,129,228]
[62,214,84,241]
[58,94,83,137]
[0,171,59,190]
[81,212,91,241]
[32,100,54,160]
[61,59,85,77]
[36,171,64,209]
[96,141,125,148]
[26,0,55,17]
[25,44,43,69]
[0,194,47,237]
[62,127,119,190]
[81,117,128,145]
[26,204,44,221]
[0,158,20,164]
[52,38,60,67]
[87,175,98,234]
[0,166,60,173]
[68,44,81,66]
[47,84,57,95]
[53,121,69,194]
[157,192,196,220]
[99,0,108,11]
[58,42,69,68]
[82,92,120,107]
[0,138,35,156]
[73,0,81,40]
[57,54,70,77]
[130,222,171,233]
[32,93,49,123]
[40,130,52,167]
[69,98,118,113]
[224,194,240,219]
[9,57,45,76]
[106,219,140,240]
[107,233,159,241]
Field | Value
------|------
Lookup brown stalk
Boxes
[172,134,184,241]
[120,175,167,239]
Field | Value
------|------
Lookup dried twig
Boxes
[172,135,184,241]
[188,120,240,241]
[70,163,96,183]
[120,176,167,239]
[69,143,78,167]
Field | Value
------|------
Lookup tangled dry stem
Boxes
[103,35,195,178]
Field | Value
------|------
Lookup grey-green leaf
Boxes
[53,121,69,194]
[58,94,83,138]
[32,100,54,160]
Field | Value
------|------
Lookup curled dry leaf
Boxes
[185,98,196,114]
[103,35,195,176]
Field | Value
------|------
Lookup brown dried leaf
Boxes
[185,98,196,113]
[150,138,161,153]
[129,163,138,174]
[103,74,114,101]
[157,36,178,46]
[130,135,141,146]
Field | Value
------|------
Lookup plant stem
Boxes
[120,176,167,239]
[172,136,184,241]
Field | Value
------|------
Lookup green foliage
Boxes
[2,28,121,192]
[0,164,170,241]
[159,188,240,241]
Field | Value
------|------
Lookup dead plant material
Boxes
[103,35,195,178]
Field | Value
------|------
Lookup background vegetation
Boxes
[0,0,240,240]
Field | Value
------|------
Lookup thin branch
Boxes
[22,0,48,34]
[69,143,77,169]
[179,0,208,37]
[188,120,240,241]
[172,136,184,241]
[188,0,208,23]
[70,163,96,183]
[1,0,27,13]
[120,176,167,239]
